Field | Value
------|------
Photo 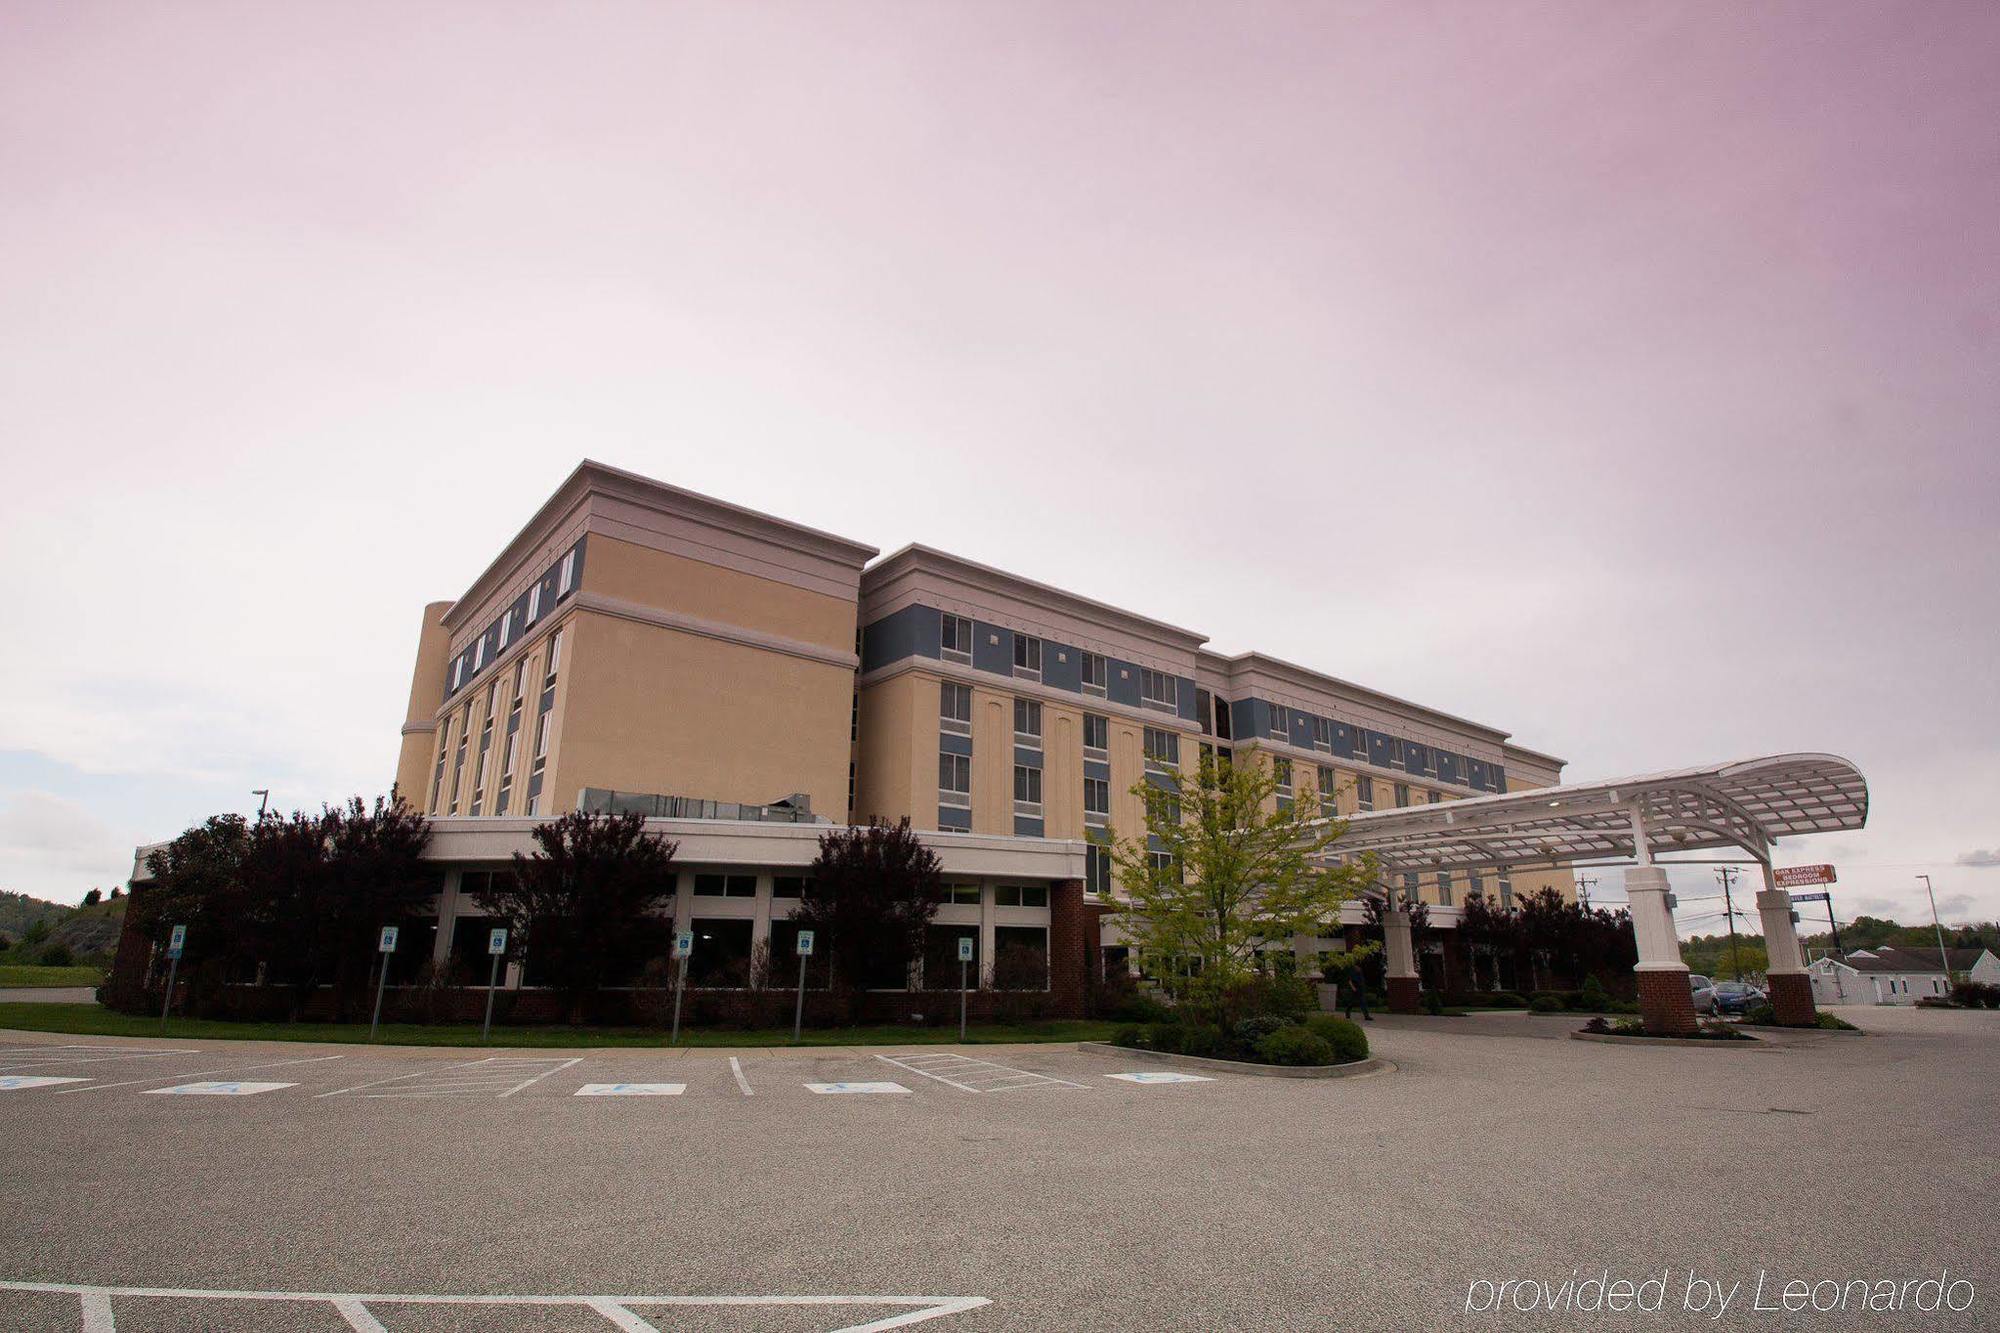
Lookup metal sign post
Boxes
[369,925,399,1040]
[670,930,693,1044]
[482,927,509,1043]
[958,936,975,1041]
[793,929,815,1042]
[160,924,187,1030]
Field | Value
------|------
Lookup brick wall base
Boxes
[1386,976,1421,1014]
[1768,971,1817,1026]
[1637,969,1699,1036]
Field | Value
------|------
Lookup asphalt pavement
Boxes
[0,1005,1992,1331]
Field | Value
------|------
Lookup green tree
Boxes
[81,889,102,907]
[138,814,252,978]
[1110,752,1369,1020]
[795,819,944,995]
[477,811,678,1024]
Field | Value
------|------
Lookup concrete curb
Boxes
[1077,1042,1389,1079]
[1569,1031,1766,1049]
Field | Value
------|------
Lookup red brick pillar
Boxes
[1048,879,1087,1019]
[1386,976,1421,1013]
[1637,969,1699,1035]
[1768,972,1816,1026]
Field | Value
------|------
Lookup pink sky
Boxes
[1,2,1995,931]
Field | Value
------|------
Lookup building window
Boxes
[1013,635,1042,680]
[546,630,562,679]
[1312,716,1333,751]
[694,874,758,898]
[1084,775,1109,821]
[939,753,971,807]
[1082,713,1109,755]
[1081,653,1108,696]
[1318,765,1337,817]
[1402,872,1419,905]
[526,583,541,624]
[1272,756,1293,796]
[498,609,513,650]
[941,613,974,664]
[473,637,486,672]
[1395,782,1410,808]
[558,548,577,596]
[1140,668,1177,711]
[1351,725,1369,759]
[1427,790,1441,804]
[1355,775,1374,811]
[994,884,1049,908]
[470,683,497,816]
[1013,764,1043,810]
[1013,698,1042,742]
[448,703,471,813]
[1437,869,1453,907]
[429,722,451,813]
[1148,850,1181,882]
[1468,870,1483,899]
[1143,727,1179,773]
[944,883,981,905]
[1086,843,1113,897]
[940,682,972,735]
[1499,873,1514,910]
[772,876,808,899]
[1268,703,1289,739]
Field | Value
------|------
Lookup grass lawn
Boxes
[0,1002,1120,1049]
[0,965,104,988]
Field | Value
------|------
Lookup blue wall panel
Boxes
[1041,641,1082,693]
[972,621,1012,676]
[938,805,972,831]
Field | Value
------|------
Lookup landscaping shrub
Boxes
[1255,1027,1334,1067]
[1111,1025,1148,1049]
[1610,1018,1645,1036]
[1420,990,1444,1015]
[1744,1002,1777,1025]
[1303,1014,1368,1062]
[1476,990,1528,1008]
[1222,975,1317,1024]
[1951,981,2000,1010]
[1527,994,1566,1014]
[1577,975,1610,1010]
[1582,1016,1612,1034]
[1815,1012,1861,1031]
[1231,1015,1290,1048]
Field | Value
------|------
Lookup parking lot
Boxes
[1,1007,1994,1330]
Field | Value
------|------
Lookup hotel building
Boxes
[373,461,1571,1010]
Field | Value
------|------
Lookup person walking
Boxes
[1341,961,1373,1022]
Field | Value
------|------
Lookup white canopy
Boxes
[1318,753,1868,873]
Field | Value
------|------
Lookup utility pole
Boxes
[1718,866,1743,982]
[1576,875,1597,911]
[1918,875,1952,986]
[252,789,271,818]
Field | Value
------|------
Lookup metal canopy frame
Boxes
[1314,753,1867,875]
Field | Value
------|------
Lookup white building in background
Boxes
[1807,946,1999,1005]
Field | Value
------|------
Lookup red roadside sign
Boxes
[1773,864,1837,888]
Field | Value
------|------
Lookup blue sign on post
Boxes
[796,930,815,957]
[1792,891,1831,904]
[378,925,399,954]
[673,930,694,960]
[167,924,187,961]
[488,927,508,955]
[958,937,975,963]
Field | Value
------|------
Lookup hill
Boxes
[0,891,74,943]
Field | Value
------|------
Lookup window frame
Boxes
[940,613,974,664]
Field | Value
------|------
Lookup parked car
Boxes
[1695,980,1766,1016]
[1688,974,1713,996]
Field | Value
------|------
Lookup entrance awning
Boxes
[1317,753,1867,873]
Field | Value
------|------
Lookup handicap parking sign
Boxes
[958,937,975,963]
[167,924,187,960]
[488,927,508,956]
[378,925,399,954]
[673,930,694,959]
[796,929,815,957]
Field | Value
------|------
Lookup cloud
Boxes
[0,790,136,901]
[1957,849,2000,868]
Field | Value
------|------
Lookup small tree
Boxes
[1110,751,1369,1022]
[794,820,943,996]
[477,811,678,1024]
[81,889,102,907]
[139,814,252,980]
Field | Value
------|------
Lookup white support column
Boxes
[1383,911,1417,980]
[1625,804,1697,1034]
[672,870,693,936]
[979,883,997,987]
[1757,867,1806,975]
[430,872,459,967]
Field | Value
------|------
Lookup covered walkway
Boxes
[1314,754,1869,1031]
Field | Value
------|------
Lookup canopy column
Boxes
[1626,807,1697,1034]
[1382,907,1420,1014]
[1757,862,1817,1026]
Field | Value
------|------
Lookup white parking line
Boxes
[497,1056,582,1097]
[0,1281,991,1333]
[316,1055,512,1098]
[729,1056,753,1095]
[875,1052,1084,1093]
[0,1046,198,1072]
[54,1053,345,1094]
[575,1083,685,1096]
[806,1081,911,1095]
[1106,1071,1215,1084]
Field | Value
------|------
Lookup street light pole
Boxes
[1917,874,1952,992]
[252,789,270,818]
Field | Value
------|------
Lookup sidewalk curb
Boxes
[1077,1042,1390,1079]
